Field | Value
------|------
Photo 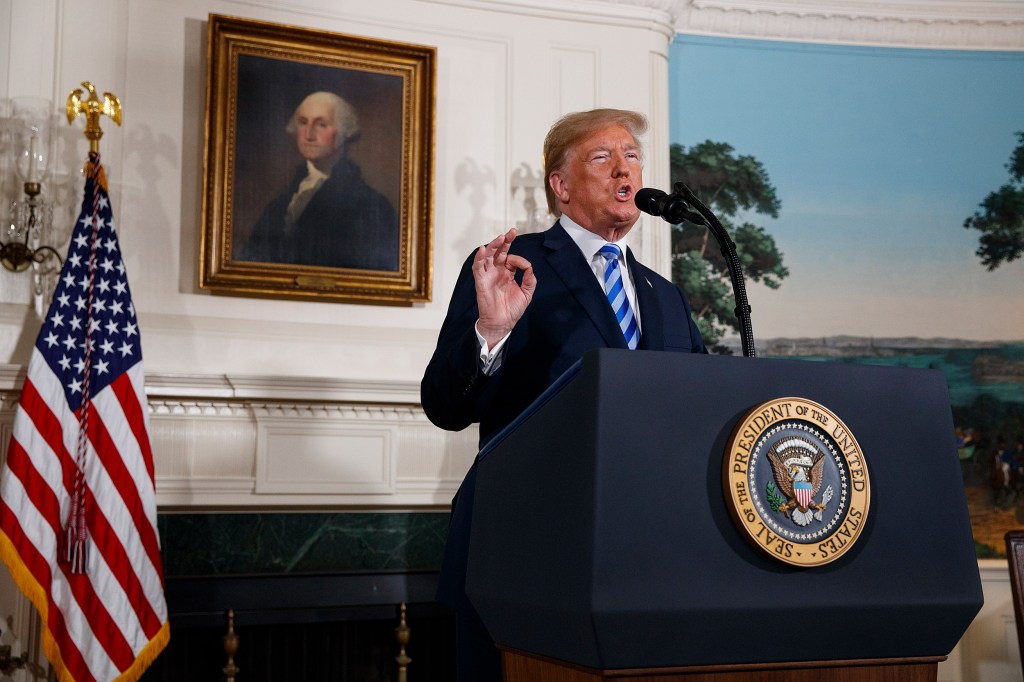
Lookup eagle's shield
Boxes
[794,480,813,509]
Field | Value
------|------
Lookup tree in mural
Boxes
[963,131,1024,270]
[669,141,789,353]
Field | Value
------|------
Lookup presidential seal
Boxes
[723,397,870,567]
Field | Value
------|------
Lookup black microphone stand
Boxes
[672,182,756,358]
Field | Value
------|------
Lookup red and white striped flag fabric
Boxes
[0,152,168,681]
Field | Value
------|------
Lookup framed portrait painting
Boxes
[200,14,435,304]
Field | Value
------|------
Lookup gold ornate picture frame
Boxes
[200,14,434,305]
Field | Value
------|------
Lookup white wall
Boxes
[0,0,679,509]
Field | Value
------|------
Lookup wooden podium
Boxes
[466,350,982,681]
[501,648,944,681]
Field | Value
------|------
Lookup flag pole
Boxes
[62,83,123,576]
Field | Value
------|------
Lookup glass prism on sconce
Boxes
[4,97,63,274]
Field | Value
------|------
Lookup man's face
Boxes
[549,123,643,240]
[294,98,341,167]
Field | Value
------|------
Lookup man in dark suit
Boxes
[421,108,707,681]
[240,91,400,271]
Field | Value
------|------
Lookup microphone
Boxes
[635,183,756,357]
[634,187,707,226]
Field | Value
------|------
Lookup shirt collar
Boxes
[559,214,631,260]
[304,160,331,182]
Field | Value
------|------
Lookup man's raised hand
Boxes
[474,228,537,347]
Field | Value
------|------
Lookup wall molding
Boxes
[0,366,476,510]
[666,0,1024,49]
[419,0,677,38]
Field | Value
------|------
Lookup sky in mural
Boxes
[669,35,1024,342]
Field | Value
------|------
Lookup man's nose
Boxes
[611,152,630,176]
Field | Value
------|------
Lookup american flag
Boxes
[0,153,168,681]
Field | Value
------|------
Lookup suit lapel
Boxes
[543,222,628,349]
[627,249,665,351]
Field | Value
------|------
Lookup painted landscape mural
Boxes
[668,35,1024,557]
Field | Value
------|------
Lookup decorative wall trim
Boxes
[0,366,476,510]
[255,418,397,495]
[669,0,1024,49]
[420,0,677,38]
[146,391,474,508]
[212,0,677,39]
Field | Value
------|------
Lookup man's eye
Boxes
[591,154,609,163]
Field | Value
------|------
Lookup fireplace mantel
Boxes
[0,364,478,510]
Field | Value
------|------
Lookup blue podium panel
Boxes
[467,349,982,670]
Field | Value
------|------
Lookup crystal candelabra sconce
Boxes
[2,97,64,272]
[0,96,78,314]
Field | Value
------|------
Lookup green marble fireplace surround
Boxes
[158,512,450,577]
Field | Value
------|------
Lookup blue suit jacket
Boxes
[420,221,706,612]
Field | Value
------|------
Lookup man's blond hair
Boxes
[542,108,648,216]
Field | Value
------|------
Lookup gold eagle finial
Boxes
[66,81,122,154]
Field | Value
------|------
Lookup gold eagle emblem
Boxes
[66,81,122,154]
[767,437,830,526]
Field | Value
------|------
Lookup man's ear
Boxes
[548,171,570,205]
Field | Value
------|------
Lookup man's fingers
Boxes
[504,254,532,273]
[519,263,537,298]
[476,229,520,273]
[473,244,490,273]
[493,228,517,266]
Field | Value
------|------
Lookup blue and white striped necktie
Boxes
[598,244,639,350]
